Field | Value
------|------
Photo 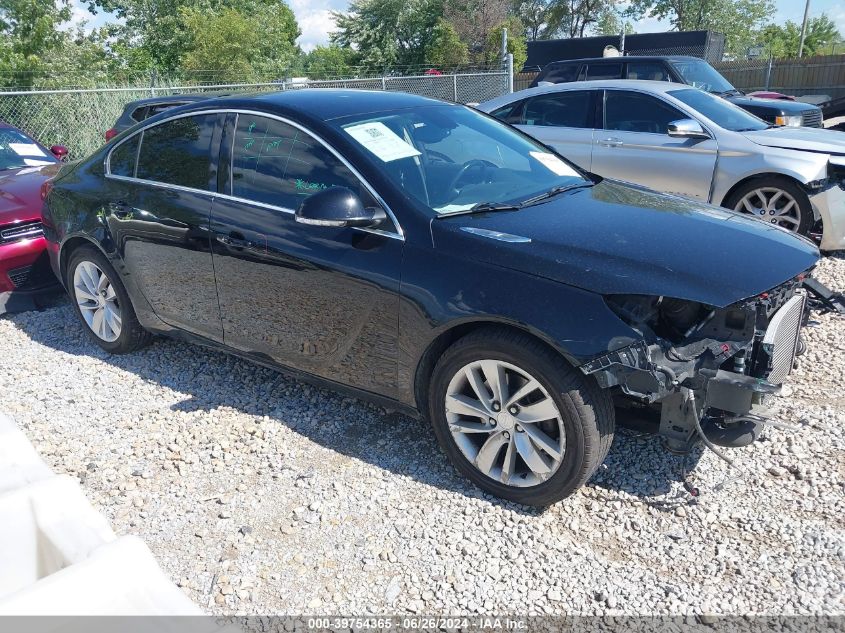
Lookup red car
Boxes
[0,121,67,313]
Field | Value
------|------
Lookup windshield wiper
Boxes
[438,182,594,218]
[519,182,594,207]
[439,202,521,218]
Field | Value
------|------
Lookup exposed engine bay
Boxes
[580,273,844,455]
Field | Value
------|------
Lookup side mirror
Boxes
[295,186,385,228]
[50,145,69,160]
[667,119,710,139]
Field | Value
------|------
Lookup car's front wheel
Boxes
[725,177,813,237]
[67,246,151,354]
[428,328,615,506]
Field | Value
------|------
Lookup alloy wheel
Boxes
[444,360,565,487]
[73,261,122,342]
[734,187,801,232]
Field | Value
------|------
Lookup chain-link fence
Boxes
[0,69,510,160]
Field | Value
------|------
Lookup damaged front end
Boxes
[581,274,843,453]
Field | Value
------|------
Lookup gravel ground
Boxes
[1,255,843,617]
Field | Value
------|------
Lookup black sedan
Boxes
[43,89,824,505]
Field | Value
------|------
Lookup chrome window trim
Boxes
[104,107,405,241]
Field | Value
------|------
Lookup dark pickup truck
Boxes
[530,55,823,128]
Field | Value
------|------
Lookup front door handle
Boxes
[598,137,623,147]
[216,232,253,250]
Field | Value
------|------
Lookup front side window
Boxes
[668,88,767,131]
[332,104,588,215]
[604,91,685,134]
[670,59,735,94]
[230,115,366,211]
[109,134,140,177]
[586,63,623,80]
[522,91,592,128]
[136,114,216,190]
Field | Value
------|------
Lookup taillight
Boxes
[40,179,54,201]
[105,128,118,141]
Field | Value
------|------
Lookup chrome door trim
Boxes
[104,107,405,241]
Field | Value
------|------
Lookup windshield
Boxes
[334,105,588,215]
[0,128,56,171]
[670,59,735,94]
[668,88,769,132]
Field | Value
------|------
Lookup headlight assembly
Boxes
[774,115,803,127]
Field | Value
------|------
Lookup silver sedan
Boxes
[479,79,845,251]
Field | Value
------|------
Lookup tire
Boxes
[66,245,151,354]
[724,177,814,237]
[427,327,615,506]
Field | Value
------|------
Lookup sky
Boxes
[68,0,845,53]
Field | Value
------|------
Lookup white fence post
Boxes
[506,54,514,93]
[381,76,387,91]
[452,74,458,102]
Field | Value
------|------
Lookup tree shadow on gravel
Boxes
[9,300,701,516]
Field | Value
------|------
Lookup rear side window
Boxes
[230,115,365,210]
[604,91,685,134]
[148,102,187,118]
[522,91,592,128]
[627,62,670,81]
[136,114,216,190]
[540,64,579,84]
[109,135,140,177]
[586,63,623,80]
[130,106,147,122]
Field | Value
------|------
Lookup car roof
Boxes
[124,92,232,109]
[543,55,700,66]
[477,79,694,111]
[171,88,450,121]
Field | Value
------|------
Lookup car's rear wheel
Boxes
[725,177,813,237]
[428,328,614,506]
[67,246,151,354]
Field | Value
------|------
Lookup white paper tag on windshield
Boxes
[345,122,421,162]
[9,143,47,157]
[529,151,578,177]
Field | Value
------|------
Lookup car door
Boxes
[104,112,223,341]
[512,90,596,171]
[210,113,403,397]
[590,89,718,201]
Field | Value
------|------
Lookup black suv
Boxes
[530,56,823,128]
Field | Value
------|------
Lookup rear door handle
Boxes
[108,201,132,219]
[598,137,623,147]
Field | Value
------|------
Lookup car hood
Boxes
[728,95,817,114]
[0,164,60,224]
[741,126,845,155]
[432,180,818,308]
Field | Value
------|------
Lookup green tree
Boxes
[0,0,113,87]
[544,0,620,38]
[179,3,299,82]
[303,44,360,79]
[426,17,469,68]
[625,0,775,57]
[331,0,443,71]
[592,6,635,36]
[485,17,527,70]
[87,0,300,76]
[758,14,841,58]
